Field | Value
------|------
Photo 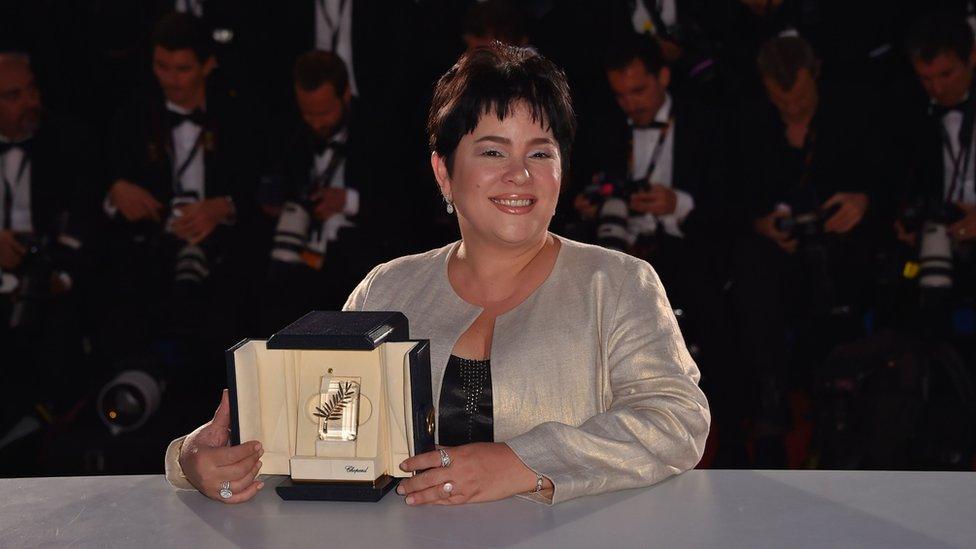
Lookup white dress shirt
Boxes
[0,137,32,232]
[174,0,204,18]
[941,109,976,204]
[314,0,358,97]
[306,127,359,254]
[104,102,207,218]
[628,94,694,238]
[631,0,676,35]
[167,102,206,200]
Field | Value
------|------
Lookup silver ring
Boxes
[443,482,454,494]
[219,481,233,499]
[438,448,452,468]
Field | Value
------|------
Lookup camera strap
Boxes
[943,105,976,203]
[310,145,346,191]
[171,128,206,196]
[633,115,673,183]
[305,145,347,249]
[0,146,31,230]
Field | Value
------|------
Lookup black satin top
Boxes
[438,355,494,445]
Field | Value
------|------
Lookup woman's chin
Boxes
[489,224,549,247]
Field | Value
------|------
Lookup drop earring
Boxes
[445,197,455,214]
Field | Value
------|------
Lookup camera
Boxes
[97,358,166,436]
[901,200,964,292]
[270,200,314,266]
[165,191,212,287]
[7,234,55,331]
[591,176,653,252]
[774,202,842,241]
[269,190,327,271]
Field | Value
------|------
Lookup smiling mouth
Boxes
[490,197,535,207]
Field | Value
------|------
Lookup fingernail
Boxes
[396,485,404,495]
[257,461,263,468]
[255,443,262,452]
[398,461,407,472]
[405,496,415,505]
[258,449,264,457]
[257,482,264,490]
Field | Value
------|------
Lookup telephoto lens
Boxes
[270,201,312,264]
[97,370,163,436]
[596,197,638,252]
[918,221,953,290]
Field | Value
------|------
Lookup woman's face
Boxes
[433,102,562,249]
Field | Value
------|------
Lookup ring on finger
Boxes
[219,481,233,499]
[438,448,452,468]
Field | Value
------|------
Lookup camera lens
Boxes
[97,370,162,435]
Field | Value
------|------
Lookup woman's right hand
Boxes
[178,389,265,503]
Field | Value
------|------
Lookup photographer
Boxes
[0,52,95,473]
[731,35,881,466]
[894,11,976,310]
[258,51,391,336]
[100,13,259,396]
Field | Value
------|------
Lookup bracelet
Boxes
[533,473,544,494]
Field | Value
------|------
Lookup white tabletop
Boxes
[1,470,974,548]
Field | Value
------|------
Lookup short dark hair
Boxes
[293,50,349,96]
[151,12,213,64]
[756,36,818,90]
[604,33,666,75]
[427,43,576,175]
[906,11,975,63]
[463,0,528,45]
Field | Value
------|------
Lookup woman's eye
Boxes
[480,149,503,157]
[530,151,554,159]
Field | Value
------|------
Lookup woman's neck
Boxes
[452,233,554,306]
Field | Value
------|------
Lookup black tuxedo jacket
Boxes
[10,111,97,282]
[740,84,882,220]
[898,101,957,208]
[107,83,259,236]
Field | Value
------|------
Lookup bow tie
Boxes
[312,138,346,157]
[933,101,970,118]
[167,108,207,128]
[633,120,669,130]
[0,138,33,156]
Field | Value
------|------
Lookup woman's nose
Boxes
[505,160,530,185]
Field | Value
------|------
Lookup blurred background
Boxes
[1,0,974,477]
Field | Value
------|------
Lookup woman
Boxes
[165,44,709,505]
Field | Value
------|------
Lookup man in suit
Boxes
[0,52,95,473]
[258,50,393,335]
[100,12,258,392]
[572,34,730,305]
[731,35,881,466]
[890,11,976,319]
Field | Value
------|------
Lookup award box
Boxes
[226,311,435,501]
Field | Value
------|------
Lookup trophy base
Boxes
[275,475,399,502]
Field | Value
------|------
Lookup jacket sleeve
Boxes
[163,436,195,490]
[505,262,711,504]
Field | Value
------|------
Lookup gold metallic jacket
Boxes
[343,236,710,504]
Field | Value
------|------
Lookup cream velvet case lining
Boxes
[226,311,435,501]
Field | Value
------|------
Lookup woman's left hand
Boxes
[396,442,544,505]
